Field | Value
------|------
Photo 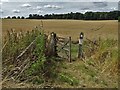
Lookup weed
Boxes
[59,72,79,86]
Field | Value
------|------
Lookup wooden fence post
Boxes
[69,37,71,62]
[49,32,57,57]
[78,32,84,59]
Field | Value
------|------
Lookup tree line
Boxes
[5,16,25,19]
[4,10,119,20]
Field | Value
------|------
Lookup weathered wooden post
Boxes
[78,32,84,59]
[49,32,58,57]
[69,37,71,62]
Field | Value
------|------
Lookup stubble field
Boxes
[2,19,118,40]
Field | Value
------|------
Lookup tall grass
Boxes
[83,38,118,75]
[70,38,118,75]
[2,26,61,85]
[2,26,46,79]
[2,27,118,88]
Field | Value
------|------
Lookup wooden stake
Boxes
[69,37,71,62]
[78,32,84,59]
[49,32,57,57]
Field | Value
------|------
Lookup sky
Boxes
[1,0,120,2]
[0,0,119,18]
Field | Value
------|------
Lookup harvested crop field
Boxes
[2,19,118,40]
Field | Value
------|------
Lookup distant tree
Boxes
[21,16,25,19]
[29,14,32,19]
[7,16,11,19]
[17,16,20,19]
[84,12,94,20]
[25,11,119,20]
[12,16,16,19]
[118,17,120,22]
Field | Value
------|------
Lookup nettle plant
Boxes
[28,30,46,75]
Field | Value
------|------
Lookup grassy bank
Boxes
[2,26,118,88]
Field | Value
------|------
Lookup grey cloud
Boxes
[21,3,31,7]
[44,4,63,9]
[37,10,43,13]
[1,0,9,2]
[0,9,4,13]
[1,2,118,18]
[81,7,90,10]
[1,0,120,2]
[12,9,20,13]
[93,2,108,7]
[110,7,117,10]
[0,2,2,5]
[33,6,42,10]
[118,2,120,8]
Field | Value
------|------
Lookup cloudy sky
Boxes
[0,0,119,18]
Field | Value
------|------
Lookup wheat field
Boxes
[2,19,118,40]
